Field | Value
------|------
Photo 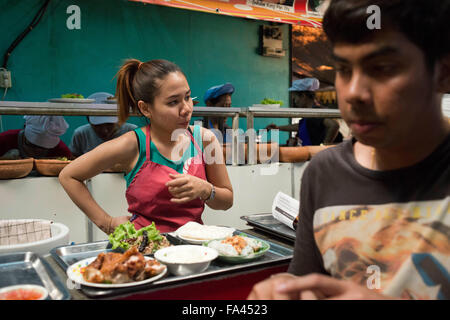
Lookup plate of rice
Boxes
[175,221,235,244]
[204,235,270,264]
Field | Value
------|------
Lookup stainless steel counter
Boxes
[45,228,294,300]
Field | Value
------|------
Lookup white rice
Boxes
[208,241,239,256]
[161,248,212,263]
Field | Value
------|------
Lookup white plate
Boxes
[66,256,167,288]
[48,98,95,103]
[176,234,210,245]
[175,222,235,244]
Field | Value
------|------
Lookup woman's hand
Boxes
[266,123,279,130]
[102,215,131,234]
[166,173,211,204]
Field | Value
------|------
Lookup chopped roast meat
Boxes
[141,236,171,255]
[83,246,165,284]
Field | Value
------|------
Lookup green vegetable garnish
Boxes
[108,221,162,251]
[260,98,283,106]
[61,93,84,99]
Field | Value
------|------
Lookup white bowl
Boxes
[0,221,69,256]
[0,284,48,300]
[154,245,218,276]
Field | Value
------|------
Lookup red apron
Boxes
[126,125,207,233]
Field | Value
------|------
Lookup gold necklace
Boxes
[370,148,376,170]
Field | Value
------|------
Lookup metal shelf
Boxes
[0,101,342,166]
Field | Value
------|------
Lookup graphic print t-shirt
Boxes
[288,134,450,300]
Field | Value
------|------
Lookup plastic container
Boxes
[154,245,218,276]
[0,221,70,256]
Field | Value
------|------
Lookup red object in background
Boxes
[120,265,288,300]
[130,1,322,27]
[0,288,43,300]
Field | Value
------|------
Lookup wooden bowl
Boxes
[34,159,71,176]
[279,147,310,162]
[0,158,34,179]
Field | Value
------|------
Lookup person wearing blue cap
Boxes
[266,77,341,146]
[203,83,235,142]
[69,92,137,158]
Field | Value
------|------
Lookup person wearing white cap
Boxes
[69,92,137,157]
[0,115,72,159]
[266,77,341,146]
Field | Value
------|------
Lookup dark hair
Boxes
[207,96,222,106]
[293,91,315,99]
[115,59,183,123]
[323,0,450,69]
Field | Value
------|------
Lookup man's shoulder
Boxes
[308,140,350,168]
[120,123,138,130]
[73,124,92,134]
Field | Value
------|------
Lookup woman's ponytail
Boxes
[115,59,140,124]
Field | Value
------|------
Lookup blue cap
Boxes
[203,83,235,104]
[289,78,320,92]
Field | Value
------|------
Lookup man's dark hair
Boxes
[207,96,221,106]
[323,0,450,69]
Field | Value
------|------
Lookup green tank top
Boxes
[124,125,203,188]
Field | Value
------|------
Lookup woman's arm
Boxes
[166,127,233,210]
[201,127,233,210]
[322,118,340,144]
[59,131,139,233]
[266,123,299,132]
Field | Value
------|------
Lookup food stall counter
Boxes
[46,229,294,300]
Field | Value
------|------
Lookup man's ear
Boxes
[436,55,450,93]
[137,100,151,118]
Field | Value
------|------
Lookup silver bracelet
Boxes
[205,183,215,201]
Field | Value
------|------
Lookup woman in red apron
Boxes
[126,124,208,233]
[59,59,233,234]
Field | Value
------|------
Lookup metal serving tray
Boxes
[241,214,296,242]
[0,252,71,300]
[50,231,293,299]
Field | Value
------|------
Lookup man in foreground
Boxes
[248,0,450,300]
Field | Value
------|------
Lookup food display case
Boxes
[49,230,293,300]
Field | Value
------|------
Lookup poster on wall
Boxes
[130,0,329,27]
[291,25,335,86]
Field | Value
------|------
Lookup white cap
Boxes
[87,92,118,125]
[23,116,69,148]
